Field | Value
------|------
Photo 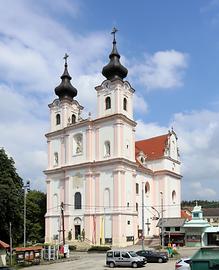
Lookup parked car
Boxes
[106,250,147,268]
[175,258,191,269]
[136,249,168,263]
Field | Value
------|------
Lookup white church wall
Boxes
[51,139,61,168]
[122,124,135,162]
[98,123,114,160]
[69,127,87,164]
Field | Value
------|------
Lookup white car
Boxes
[175,258,191,269]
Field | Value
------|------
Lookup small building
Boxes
[157,218,186,246]
[184,203,210,247]
[203,208,219,227]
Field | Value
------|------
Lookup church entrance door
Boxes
[75,225,81,240]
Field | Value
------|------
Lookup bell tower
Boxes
[96,28,135,121]
[49,54,83,133]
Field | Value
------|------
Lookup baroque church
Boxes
[44,30,181,247]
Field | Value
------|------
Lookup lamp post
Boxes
[141,182,145,250]
[160,191,164,249]
[23,181,30,247]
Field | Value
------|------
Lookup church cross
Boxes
[111,27,118,41]
[63,53,69,65]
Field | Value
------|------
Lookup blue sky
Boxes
[1,0,219,200]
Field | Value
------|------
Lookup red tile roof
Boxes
[0,240,10,249]
[15,246,42,252]
[181,210,192,220]
[135,134,169,160]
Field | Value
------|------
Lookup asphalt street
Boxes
[20,247,199,270]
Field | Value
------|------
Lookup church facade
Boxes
[44,32,181,247]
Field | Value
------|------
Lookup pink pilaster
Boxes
[95,128,99,160]
[47,140,51,168]
[86,126,92,161]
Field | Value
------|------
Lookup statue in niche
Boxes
[105,141,110,156]
[76,137,82,154]
[54,152,58,165]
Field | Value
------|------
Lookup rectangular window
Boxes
[136,183,139,194]
[114,251,120,257]
[175,227,180,231]
[165,227,170,231]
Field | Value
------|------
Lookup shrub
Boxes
[88,245,111,252]
[69,245,76,251]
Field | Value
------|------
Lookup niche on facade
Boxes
[73,133,83,155]
[172,190,176,204]
[104,141,111,157]
[54,152,59,166]
[145,181,150,196]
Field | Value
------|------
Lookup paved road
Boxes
[20,247,199,270]
[19,253,176,270]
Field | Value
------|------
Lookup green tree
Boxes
[26,190,46,243]
[0,148,24,244]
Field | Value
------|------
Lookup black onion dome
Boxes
[102,29,128,81]
[55,55,77,100]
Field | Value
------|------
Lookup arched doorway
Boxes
[74,217,82,240]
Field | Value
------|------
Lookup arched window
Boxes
[145,182,150,194]
[72,114,76,124]
[56,114,61,125]
[123,98,127,111]
[104,141,110,157]
[105,96,111,110]
[172,190,176,204]
[74,192,82,209]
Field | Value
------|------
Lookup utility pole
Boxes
[23,181,30,247]
[9,222,12,266]
[141,183,145,250]
[61,202,65,245]
[160,191,164,249]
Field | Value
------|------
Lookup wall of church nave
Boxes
[135,173,155,237]
[155,175,181,218]
[147,158,180,174]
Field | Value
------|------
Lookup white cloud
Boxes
[135,120,168,140]
[131,50,188,90]
[134,94,148,114]
[190,182,216,198]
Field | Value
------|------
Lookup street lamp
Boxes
[23,181,30,247]
[160,191,164,249]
